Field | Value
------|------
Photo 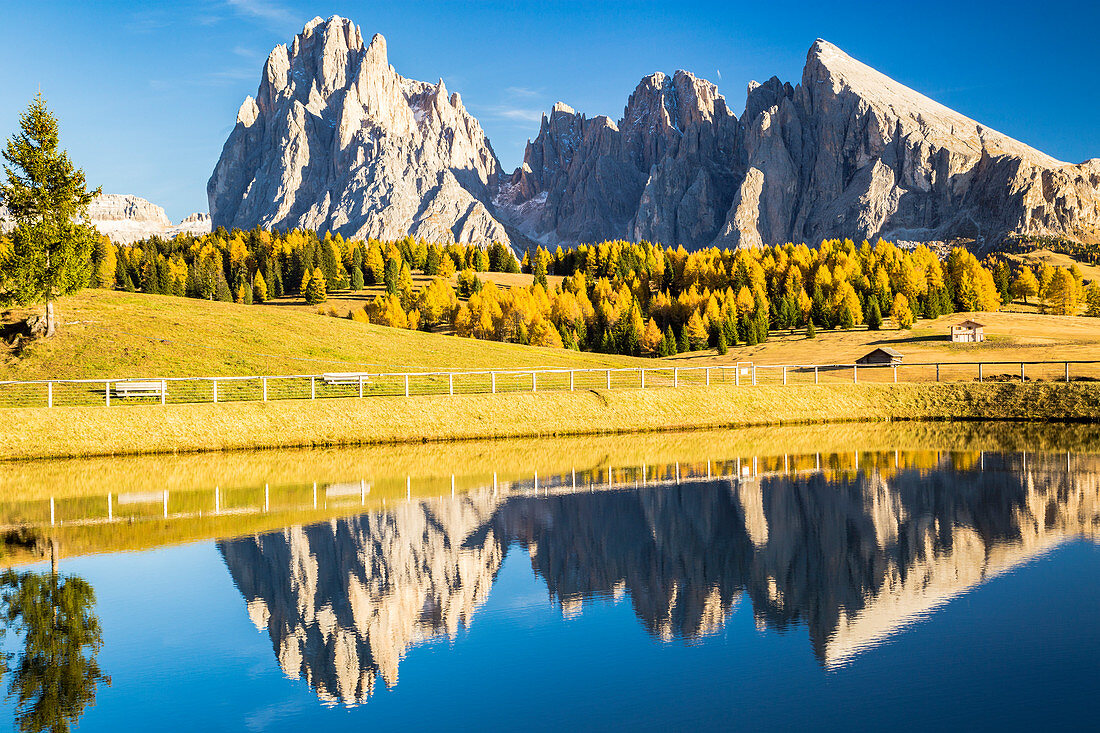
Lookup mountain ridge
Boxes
[207,16,1100,253]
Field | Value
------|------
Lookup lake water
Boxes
[1,425,1098,731]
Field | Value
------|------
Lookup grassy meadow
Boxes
[0,288,645,380]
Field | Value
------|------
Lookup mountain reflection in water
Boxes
[217,451,1100,707]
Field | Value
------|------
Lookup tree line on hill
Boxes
[70,226,1100,356]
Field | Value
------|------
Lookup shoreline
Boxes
[5,382,1100,461]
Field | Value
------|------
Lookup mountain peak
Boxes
[802,39,1063,168]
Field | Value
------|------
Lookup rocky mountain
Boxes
[0,194,211,243]
[209,19,1100,252]
[208,16,511,248]
[498,40,1100,251]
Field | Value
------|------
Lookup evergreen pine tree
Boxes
[866,299,883,330]
[0,94,101,335]
[304,267,328,305]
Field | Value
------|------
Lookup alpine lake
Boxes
[0,422,1097,731]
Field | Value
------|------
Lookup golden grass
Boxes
[2,382,1100,462]
[0,289,644,380]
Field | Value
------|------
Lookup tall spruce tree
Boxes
[0,94,100,335]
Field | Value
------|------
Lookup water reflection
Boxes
[219,450,1100,706]
[0,562,109,733]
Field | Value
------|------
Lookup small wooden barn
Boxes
[856,347,903,365]
[950,320,985,343]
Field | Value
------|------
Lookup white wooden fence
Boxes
[0,360,1096,408]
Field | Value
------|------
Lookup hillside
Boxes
[0,290,645,380]
[676,311,1100,372]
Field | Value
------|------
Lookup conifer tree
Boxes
[866,300,882,330]
[686,311,708,350]
[891,292,914,328]
[304,268,327,305]
[253,272,268,303]
[641,318,663,356]
[0,94,100,335]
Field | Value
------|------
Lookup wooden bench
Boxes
[112,380,167,398]
[322,372,371,386]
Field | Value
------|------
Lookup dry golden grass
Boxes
[2,382,1099,462]
[0,289,644,380]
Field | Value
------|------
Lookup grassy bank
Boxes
[3,382,1100,461]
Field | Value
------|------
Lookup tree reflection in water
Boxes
[0,557,109,733]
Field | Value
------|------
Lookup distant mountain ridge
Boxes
[208,16,1100,253]
[0,194,211,244]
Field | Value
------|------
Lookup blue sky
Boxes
[1,0,1097,222]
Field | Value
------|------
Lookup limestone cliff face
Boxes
[495,71,741,249]
[500,40,1100,250]
[208,16,512,248]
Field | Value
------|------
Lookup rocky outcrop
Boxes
[208,16,512,249]
[1,194,211,243]
[499,40,1100,250]
[495,71,741,249]
[168,212,212,238]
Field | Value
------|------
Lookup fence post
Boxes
[449,373,454,396]
[641,369,645,389]
[569,371,574,391]
[263,377,268,401]
[936,364,940,382]
[606,370,611,389]
[674,368,678,388]
[47,382,52,408]
[893,366,897,383]
[978,364,983,383]
[1065,362,1070,383]
[814,366,819,384]
[105,381,111,407]
[161,379,167,405]
[1020,363,1025,382]
[782,366,787,385]
[706,368,711,387]
[735,367,740,387]
[491,372,496,393]
[853,365,858,384]
[311,376,316,399]
[532,372,537,393]
[752,365,757,386]
[213,379,218,404]
[360,375,365,398]
[404,374,409,397]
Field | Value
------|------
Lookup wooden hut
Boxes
[855,347,903,365]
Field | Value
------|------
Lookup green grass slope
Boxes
[0,290,645,380]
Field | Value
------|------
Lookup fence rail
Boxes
[1,360,1097,409]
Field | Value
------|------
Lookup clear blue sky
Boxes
[2,0,1096,222]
